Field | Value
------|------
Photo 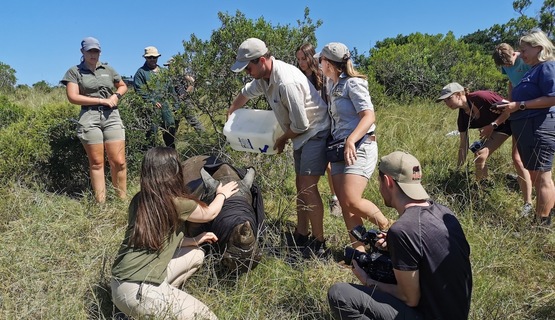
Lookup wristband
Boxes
[216,192,227,201]
[115,92,122,99]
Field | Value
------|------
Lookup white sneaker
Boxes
[520,203,533,218]
[329,199,342,217]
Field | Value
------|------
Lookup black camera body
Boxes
[469,139,485,153]
[344,225,397,284]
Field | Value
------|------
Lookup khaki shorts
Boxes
[330,140,378,179]
[77,108,125,144]
[293,129,329,176]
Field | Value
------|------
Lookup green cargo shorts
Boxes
[77,107,125,144]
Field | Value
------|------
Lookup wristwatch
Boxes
[115,93,122,99]
[519,101,526,110]
[491,122,498,129]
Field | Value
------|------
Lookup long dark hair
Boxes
[129,147,193,250]
[296,43,324,91]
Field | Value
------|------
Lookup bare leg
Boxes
[82,143,106,203]
[326,163,342,217]
[530,170,555,218]
[512,136,533,204]
[297,175,324,241]
[105,140,127,199]
[326,163,336,197]
[474,132,508,180]
[333,173,389,251]
[295,175,310,237]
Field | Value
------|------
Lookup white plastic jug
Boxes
[223,109,284,154]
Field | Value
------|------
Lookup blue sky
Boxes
[0,0,543,86]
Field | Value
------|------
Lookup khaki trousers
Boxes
[111,246,217,320]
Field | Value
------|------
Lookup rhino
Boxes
[181,155,264,273]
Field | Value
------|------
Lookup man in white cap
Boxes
[228,38,331,259]
[134,46,178,148]
[328,151,472,320]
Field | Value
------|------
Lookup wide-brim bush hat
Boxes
[143,46,161,58]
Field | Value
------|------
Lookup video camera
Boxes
[344,225,397,284]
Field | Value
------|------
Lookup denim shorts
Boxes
[511,112,555,171]
[330,140,378,179]
[293,129,329,176]
[77,108,126,144]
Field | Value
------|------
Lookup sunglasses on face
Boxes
[245,58,260,72]
[146,56,158,60]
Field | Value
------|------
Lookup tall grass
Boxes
[0,99,553,319]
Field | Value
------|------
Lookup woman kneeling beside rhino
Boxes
[111,147,238,320]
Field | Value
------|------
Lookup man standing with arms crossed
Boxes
[228,38,330,258]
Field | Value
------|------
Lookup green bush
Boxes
[366,32,507,102]
[41,104,90,195]
[0,95,29,129]
[0,101,91,194]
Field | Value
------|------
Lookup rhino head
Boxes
[200,167,255,203]
[200,166,261,273]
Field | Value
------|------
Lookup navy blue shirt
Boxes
[511,60,555,120]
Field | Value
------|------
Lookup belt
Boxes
[81,105,117,111]
[363,131,376,143]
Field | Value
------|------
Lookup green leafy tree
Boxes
[513,0,555,36]
[168,9,321,134]
[32,80,53,93]
[538,0,555,36]
[461,1,554,56]
[0,62,16,93]
[366,32,506,102]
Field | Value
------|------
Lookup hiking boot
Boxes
[533,208,554,229]
[539,215,552,226]
[302,237,330,260]
[329,199,342,217]
[478,179,495,189]
[520,203,533,218]
[538,208,554,227]
[285,231,309,251]
[506,173,519,181]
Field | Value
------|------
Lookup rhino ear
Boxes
[200,168,219,191]
[242,168,255,188]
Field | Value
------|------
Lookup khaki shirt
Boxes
[61,62,122,100]
[241,57,330,150]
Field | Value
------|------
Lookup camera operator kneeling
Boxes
[328,151,472,320]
